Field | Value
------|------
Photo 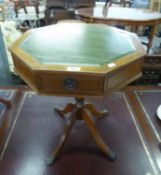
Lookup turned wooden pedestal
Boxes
[46,98,116,165]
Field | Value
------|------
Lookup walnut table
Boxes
[75,6,161,53]
[10,23,146,164]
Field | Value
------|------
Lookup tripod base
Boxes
[47,98,116,165]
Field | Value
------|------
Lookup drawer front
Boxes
[138,78,159,85]
[104,59,142,94]
[39,72,104,97]
[144,56,161,64]
[142,69,161,76]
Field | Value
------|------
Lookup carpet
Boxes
[135,89,161,146]
[0,91,159,175]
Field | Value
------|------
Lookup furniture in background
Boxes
[136,55,161,85]
[131,0,150,9]
[10,23,145,165]
[13,0,39,18]
[105,0,131,7]
[0,86,24,153]
[150,0,161,12]
[75,6,161,53]
[12,0,45,29]
[45,0,95,24]
[14,5,45,28]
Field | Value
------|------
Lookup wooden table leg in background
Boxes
[46,97,116,165]
[147,25,156,54]
[14,0,39,18]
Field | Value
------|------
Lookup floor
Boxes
[0,86,161,175]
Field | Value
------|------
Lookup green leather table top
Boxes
[20,23,135,66]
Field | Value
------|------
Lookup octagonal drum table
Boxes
[10,23,146,165]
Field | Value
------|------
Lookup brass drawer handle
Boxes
[64,78,77,90]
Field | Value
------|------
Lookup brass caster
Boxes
[46,155,58,166]
[107,150,116,161]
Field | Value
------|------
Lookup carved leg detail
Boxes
[23,5,28,14]
[82,109,116,161]
[14,4,18,18]
[48,98,116,165]
[34,2,39,17]
[55,103,75,118]
[85,103,108,119]
[47,108,77,165]
[147,25,156,54]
